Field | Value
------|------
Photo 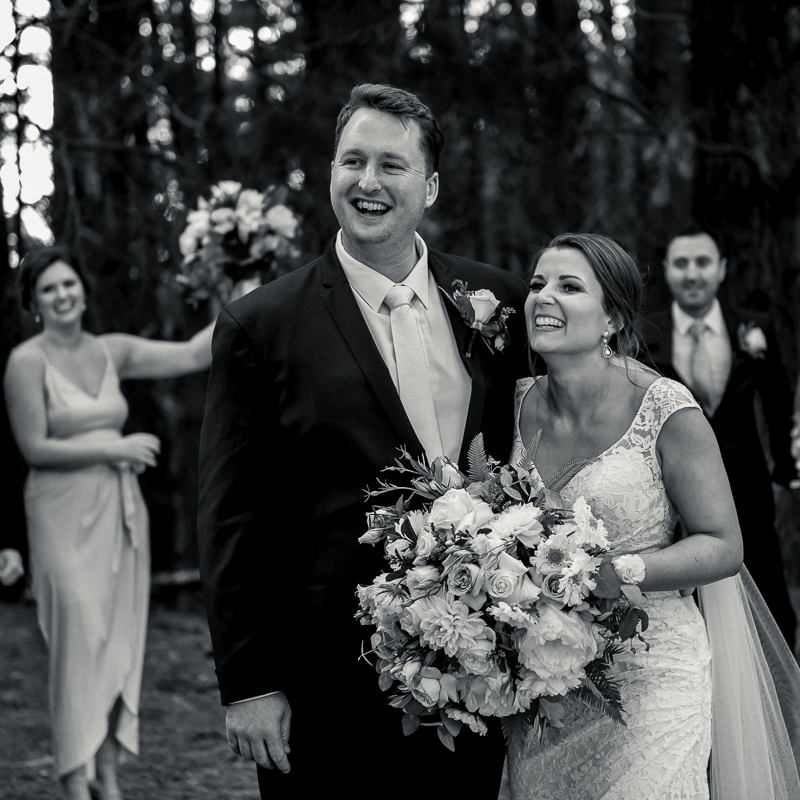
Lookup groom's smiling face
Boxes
[330,108,438,263]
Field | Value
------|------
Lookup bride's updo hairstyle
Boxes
[528,232,645,360]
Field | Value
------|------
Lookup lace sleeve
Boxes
[628,378,702,458]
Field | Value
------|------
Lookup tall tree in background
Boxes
[691,0,800,367]
[23,0,798,572]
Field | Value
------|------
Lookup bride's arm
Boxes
[638,407,743,592]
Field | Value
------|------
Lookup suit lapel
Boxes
[716,302,747,408]
[318,242,423,453]
[427,252,487,464]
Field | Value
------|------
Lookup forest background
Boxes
[2,0,800,579]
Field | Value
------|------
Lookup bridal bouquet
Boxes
[356,436,648,749]
[176,180,300,306]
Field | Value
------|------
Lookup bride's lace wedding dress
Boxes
[507,375,713,799]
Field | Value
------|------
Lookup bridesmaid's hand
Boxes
[230,276,261,303]
[113,433,161,472]
[0,549,24,586]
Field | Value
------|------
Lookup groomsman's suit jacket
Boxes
[198,240,528,795]
[645,303,797,644]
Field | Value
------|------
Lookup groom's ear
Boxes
[425,172,439,208]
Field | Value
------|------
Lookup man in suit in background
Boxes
[198,84,527,799]
[647,230,798,647]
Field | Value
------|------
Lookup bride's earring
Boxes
[34,312,41,323]
[601,330,613,359]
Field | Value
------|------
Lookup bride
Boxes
[507,233,800,799]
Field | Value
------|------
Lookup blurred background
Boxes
[1,0,799,579]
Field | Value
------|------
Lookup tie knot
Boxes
[384,284,415,310]
[689,320,709,341]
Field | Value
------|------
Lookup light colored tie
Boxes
[383,285,444,461]
[689,320,717,415]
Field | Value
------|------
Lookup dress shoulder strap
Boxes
[514,376,539,430]
[96,336,119,379]
[637,377,702,449]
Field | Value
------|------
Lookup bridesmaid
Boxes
[3,245,238,800]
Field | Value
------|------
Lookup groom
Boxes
[198,84,528,798]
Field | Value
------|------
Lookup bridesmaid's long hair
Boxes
[527,233,645,373]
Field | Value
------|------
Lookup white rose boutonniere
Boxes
[737,322,768,359]
[442,279,515,358]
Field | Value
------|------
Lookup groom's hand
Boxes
[226,692,292,773]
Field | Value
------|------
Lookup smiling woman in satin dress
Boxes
[3,245,242,800]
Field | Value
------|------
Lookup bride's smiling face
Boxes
[525,247,614,358]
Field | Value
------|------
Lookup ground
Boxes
[0,589,260,800]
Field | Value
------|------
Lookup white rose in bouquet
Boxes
[514,604,597,694]
[429,488,479,528]
[490,504,544,547]
[406,565,441,599]
[265,204,299,238]
[236,189,265,239]
[458,665,517,717]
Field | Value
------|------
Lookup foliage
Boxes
[176,180,301,307]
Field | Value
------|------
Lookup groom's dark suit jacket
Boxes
[645,303,797,645]
[198,240,528,796]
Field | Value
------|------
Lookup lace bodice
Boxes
[511,376,701,556]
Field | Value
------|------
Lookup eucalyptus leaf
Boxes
[620,584,644,607]
[402,714,421,736]
[420,666,442,679]
[378,672,394,692]
[593,561,622,599]
[440,712,462,737]
[619,607,639,640]
[437,725,456,752]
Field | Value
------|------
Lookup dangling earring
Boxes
[601,330,613,359]
[34,312,41,323]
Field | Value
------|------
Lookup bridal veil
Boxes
[698,566,800,799]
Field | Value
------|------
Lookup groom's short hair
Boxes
[333,83,444,177]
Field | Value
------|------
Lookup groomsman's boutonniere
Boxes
[443,279,514,358]
[737,322,768,359]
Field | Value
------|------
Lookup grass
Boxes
[0,589,260,800]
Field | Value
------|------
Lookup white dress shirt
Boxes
[671,299,732,415]
[335,230,472,462]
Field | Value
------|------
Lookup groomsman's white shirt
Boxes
[671,299,732,415]
[336,230,472,463]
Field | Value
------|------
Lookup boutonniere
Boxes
[737,322,767,359]
[442,279,515,358]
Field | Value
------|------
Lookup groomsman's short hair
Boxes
[333,83,444,177]
[664,227,724,261]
